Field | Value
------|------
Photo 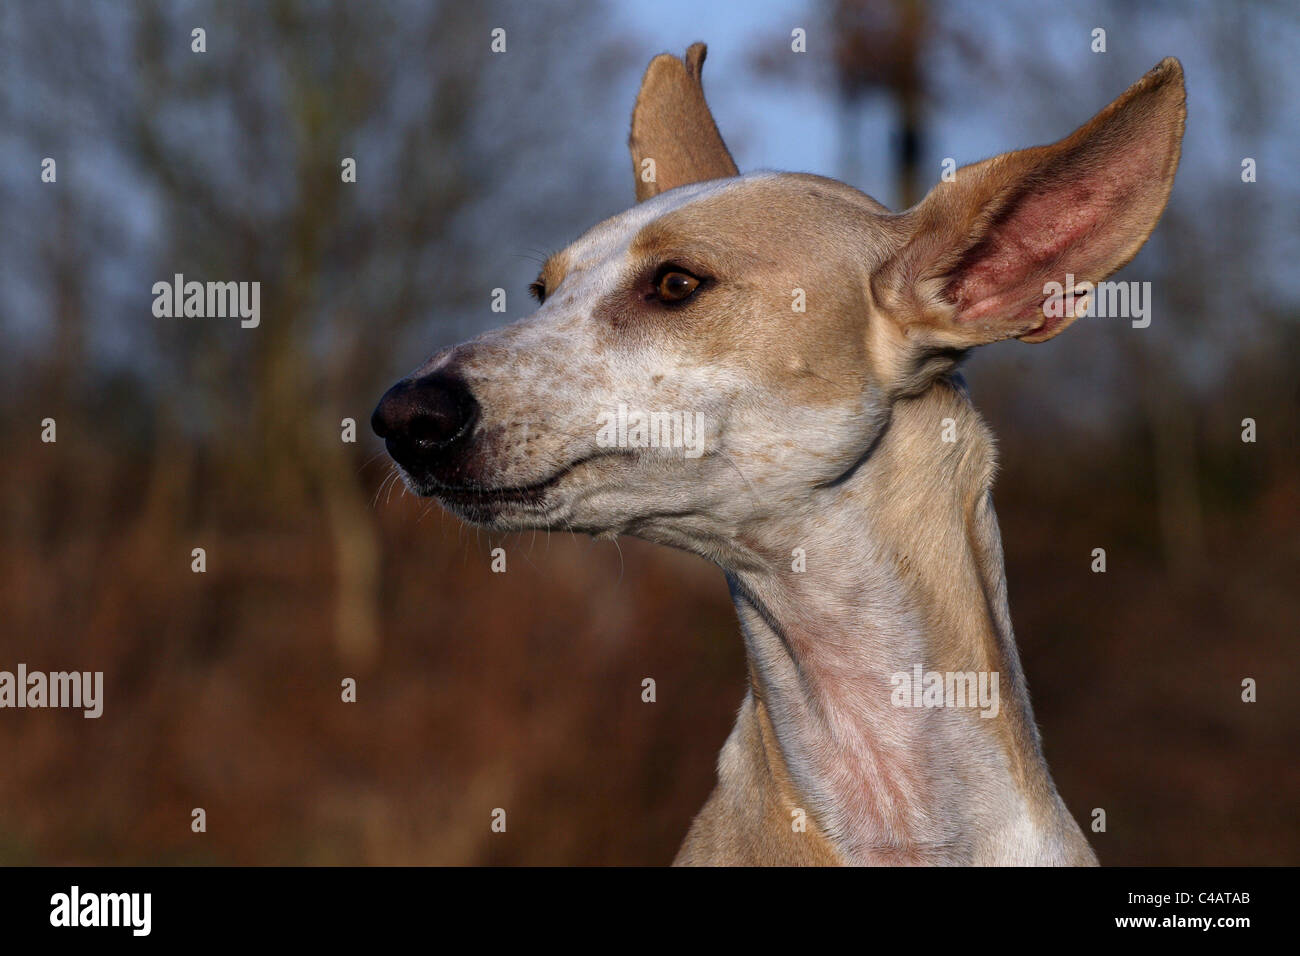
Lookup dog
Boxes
[372,44,1185,865]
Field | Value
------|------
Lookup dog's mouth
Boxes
[403,450,624,526]
[429,477,553,510]
[410,473,559,524]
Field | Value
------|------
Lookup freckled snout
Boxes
[371,372,479,473]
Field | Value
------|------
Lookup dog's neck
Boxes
[711,381,1094,865]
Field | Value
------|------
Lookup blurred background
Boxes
[0,0,1296,865]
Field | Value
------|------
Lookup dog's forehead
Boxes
[551,172,892,285]
[563,173,778,270]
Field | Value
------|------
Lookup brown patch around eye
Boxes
[531,250,571,306]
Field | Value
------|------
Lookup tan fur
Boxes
[676,688,847,865]
[381,46,1185,865]
[629,43,738,201]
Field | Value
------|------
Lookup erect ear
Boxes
[874,57,1185,352]
[629,42,739,202]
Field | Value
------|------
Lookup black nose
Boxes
[371,372,479,468]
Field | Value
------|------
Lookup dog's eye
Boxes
[655,270,700,303]
[528,279,547,304]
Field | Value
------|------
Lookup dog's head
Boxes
[373,44,1184,549]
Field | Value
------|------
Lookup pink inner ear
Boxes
[947,145,1149,328]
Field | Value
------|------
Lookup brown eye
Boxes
[528,279,547,304]
[656,270,700,302]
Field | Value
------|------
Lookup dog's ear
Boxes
[629,42,738,202]
[874,57,1185,352]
